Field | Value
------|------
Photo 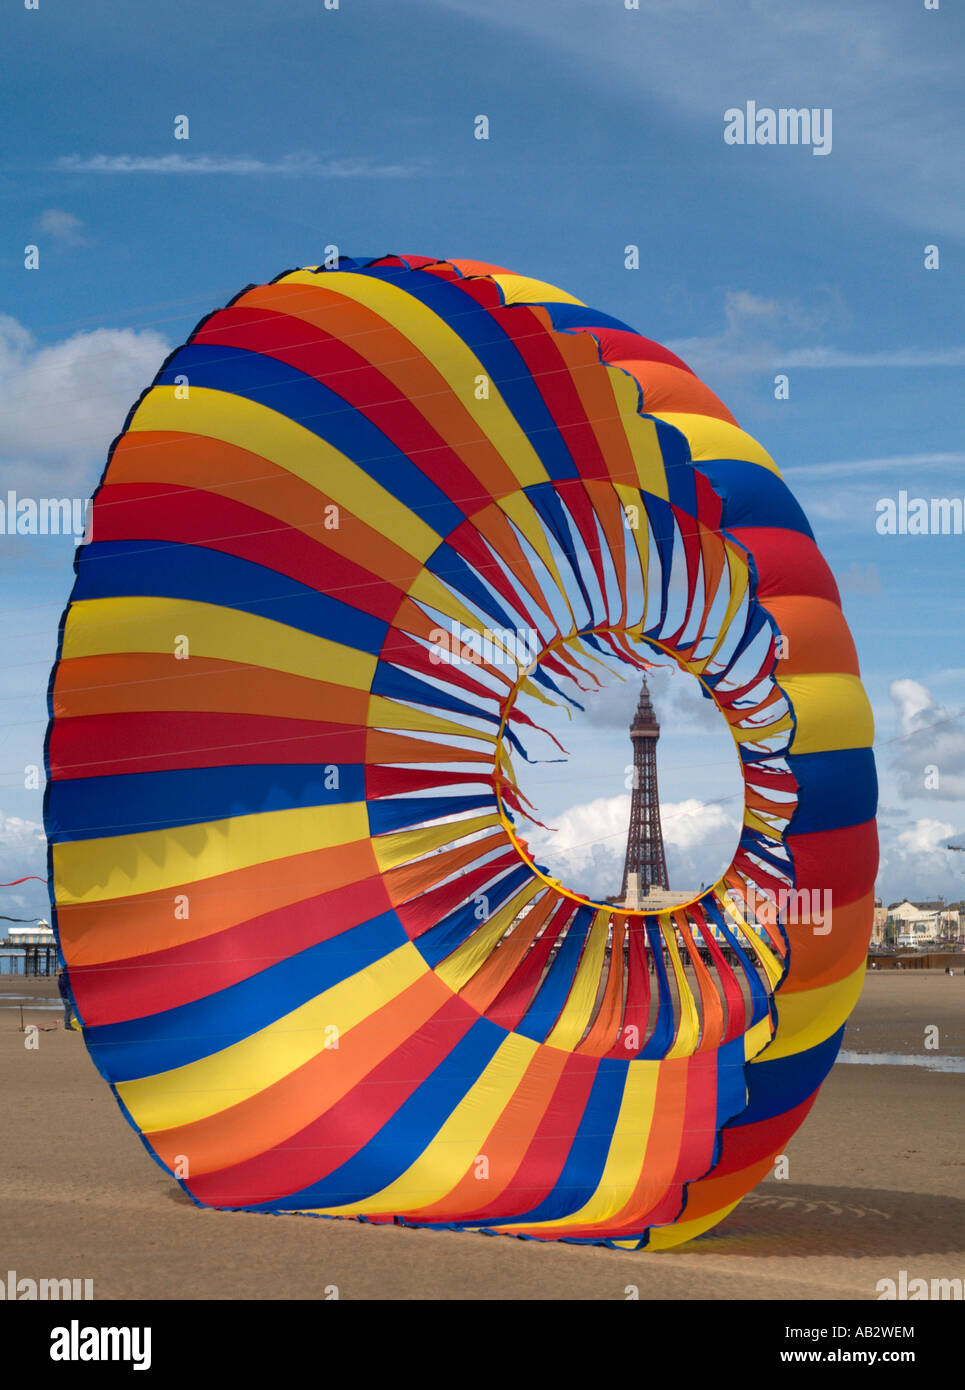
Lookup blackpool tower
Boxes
[620,674,669,906]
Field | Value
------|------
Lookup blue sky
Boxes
[1,0,963,922]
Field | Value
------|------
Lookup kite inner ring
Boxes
[492,627,751,917]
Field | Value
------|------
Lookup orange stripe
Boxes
[147,970,452,1175]
[107,431,426,592]
[673,909,726,1052]
[777,892,874,993]
[382,830,510,908]
[577,915,626,1055]
[57,838,380,966]
[237,281,525,505]
[505,1058,689,1237]
[770,595,860,676]
[53,655,370,722]
[394,1044,572,1222]
[615,359,738,425]
[458,890,557,1014]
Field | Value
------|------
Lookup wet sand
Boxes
[2,971,962,1300]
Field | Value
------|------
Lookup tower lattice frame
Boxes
[620,675,669,899]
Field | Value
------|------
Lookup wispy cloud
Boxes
[38,208,88,246]
[669,292,965,378]
[52,152,423,177]
[426,0,965,239]
[786,452,965,480]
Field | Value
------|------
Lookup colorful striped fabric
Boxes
[45,255,877,1248]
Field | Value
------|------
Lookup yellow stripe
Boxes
[372,813,501,872]
[782,673,875,754]
[618,398,671,500]
[502,1061,659,1232]
[615,482,651,599]
[278,270,549,489]
[498,492,575,617]
[662,920,702,1058]
[691,544,751,672]
[760,962,865,1059]
[719,898,785,989]
[742,807,785,842]
[309,1030,540,1216]
[367,694,497,745]
[732,713,794,744]
[53,802,368,904]
[651,413,782,477]
[744,1012,774,1060]
[129,386,441,559]
[63,596,376,690]
[489,273,585,306]
[646,1198,744,1250]
[544,908,611,1050]
[435,881,542,993]
[118,942,428,1132]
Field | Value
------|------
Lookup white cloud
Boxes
[0,812,48,920]
[38,209,88,246]
[877,815,965,903]
[895,817,957,856]
[53,153,421,177]
[0,314,169,490]
[887,679,965,802]
[0,811,45,857]
[524,791,739,898]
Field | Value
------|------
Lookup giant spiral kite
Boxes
[45,256,877,1249]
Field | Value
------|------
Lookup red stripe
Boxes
[393,852,520,939]
[94,483,403,621]
[195,308,490,517]
[70,874,393,1026]
[785,819,878,908]
[453,1052,601,1224]
[490,306,612,482]
[608,921,651,1059]
[49,711,367,779]
[731,526,842,605]
[590,328,696,376]
[365,764,494,800]
[484,900,573,1030]
[186,994,480,1207]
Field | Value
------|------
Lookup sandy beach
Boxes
[2,971,962,1301]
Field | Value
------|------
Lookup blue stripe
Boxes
[370,663,499,725]
[535,302,637,335]
[787,748,877,835]
[732,1026,845,1126]
[638,920,677,1058]
[47,764,365,842]
[425,543,522,633]
[696,459,814,538]
[354,268,580,482]
[515,904,592,1043]
[476,1058,628,1226]
[526,483,596,620]
[73,541,388,654]
[366,793,496,837]
[86,909,409,1083]
[416,864,533,967]
[260,1016,508,1211]
[157,345,465,535]
[715,1035,751,1129]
